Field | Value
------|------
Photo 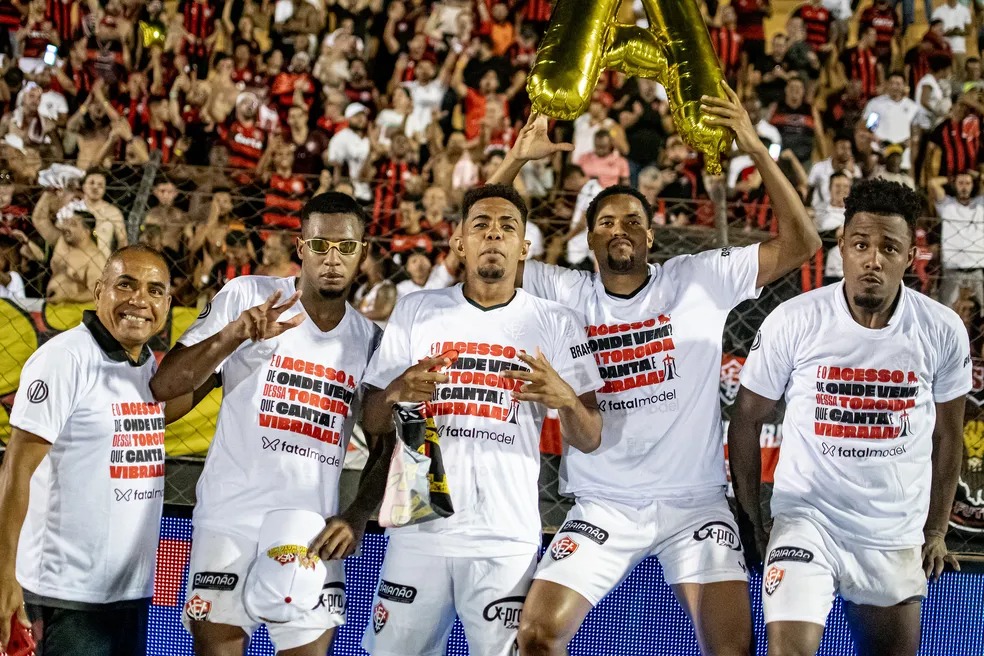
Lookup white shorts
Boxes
[534,493,748,606]
[362,538,537,656]
[182,528,346,652]
[762,514,926,626]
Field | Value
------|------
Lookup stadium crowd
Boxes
[0,0,981,347]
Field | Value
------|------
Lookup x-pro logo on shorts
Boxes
[26,380,48,403]
[262,436,281,451]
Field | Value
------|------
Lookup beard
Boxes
[852,292,883,310]
[317,286,347,299]
[606,252,635,273]
[477,264,505,280]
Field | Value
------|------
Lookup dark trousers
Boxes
[25,600,149,656]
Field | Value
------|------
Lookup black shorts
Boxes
[25,598,149,656]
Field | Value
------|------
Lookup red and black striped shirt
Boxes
[21,20,50,59]
[182,0,215,57]
[0,2,21,28]
[930,116,980,177]
[220,121,267,169]
[792,4,832,52]
[733,0,768,42]
[263,174,307,231]
[859,5,898,60]
[45,0,78,43]
[371,159,418,237]
[841,46,880,100]
[711,27,743,79]
[144,124,180,163]
[522,0,552,23]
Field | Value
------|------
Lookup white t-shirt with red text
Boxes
[11,317,165,604]
[523,245,761,501]
[363,286,602,556]
[740,282,972,548]
[179,276,381,539]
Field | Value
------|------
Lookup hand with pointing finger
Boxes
[223,290,306,343]
[504,348,578,410]
[384,356,452,406]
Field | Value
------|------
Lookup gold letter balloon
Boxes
[528,0,733,173]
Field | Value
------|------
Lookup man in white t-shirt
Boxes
[151,193,385,656]
[488,89,821,654]
[360,184,603,656]
[808,134,861,215]
[730,178,971,656]
[932,0,971,55]
[327,103,372,201]
[863,72,920,147]
[929,172,984,308]
[0,245,197,654]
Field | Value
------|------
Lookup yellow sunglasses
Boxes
[300,238,365,255]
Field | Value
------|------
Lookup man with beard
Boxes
[360,184,603,656]
[488,81,820,656]
[151,193,387,656]
[729,178,970,656]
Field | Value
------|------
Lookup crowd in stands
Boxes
[0,0,981,351]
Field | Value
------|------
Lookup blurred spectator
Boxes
[261,141,308,231]
[81,168,127,257]
[711,5,744,86]
[931,0,971,70]
[327,101,372,201]
[922,100,979,182]
[201,229,256,295]
[577,130,630,188]
[421,185,453,241]
[875,144,916,189]
[752,32,794,107]
[839,26,882,102]
[863,72,919,147]
[0,82,60,182]
[859,0,899,70]
[42,203,108,304]
[815,170,851,235]
[914,53,954,132]
[366,131,418,237]
[732,0,770,62]
[394,246,455,299]
[355,244,397,325]
[0,234,26,298]
[144,177,188,250]
[618,77,672,183]
[769,75,820,167]
[930,172,984,307]
[572,94,628,163]
[257,232,301,278]
[808,133,860,214]
[792,0,833,53]
[390,195,434,254]
[823,224,844,284]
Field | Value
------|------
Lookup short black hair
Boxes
[104,244,170,278]
[844,178,921,237]
[833,131,853,144]
[828,171,851,188]
[888,70,906,81]
[929,53,953,72]
[301,191,370,232]
[75,209,97,232]
[225,230,250,248]
[461,184,529,224]
[585,185,654,231]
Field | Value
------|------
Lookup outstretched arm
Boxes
[488,113,574,186]
[151,290,304,401]
[703,80,821,287]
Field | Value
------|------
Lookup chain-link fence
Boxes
[0,155,982,559]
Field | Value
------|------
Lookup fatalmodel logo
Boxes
[692,521,741,551]
[483,596,525,629]
[560,520,609,545]
[378,580,417,604]
[193,572,239,591]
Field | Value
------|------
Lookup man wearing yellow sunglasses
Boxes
[152,192,387,656]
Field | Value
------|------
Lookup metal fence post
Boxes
[126,150,162,245]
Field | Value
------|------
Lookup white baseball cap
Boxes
[242,509,328,624]
[344,102,369,119]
